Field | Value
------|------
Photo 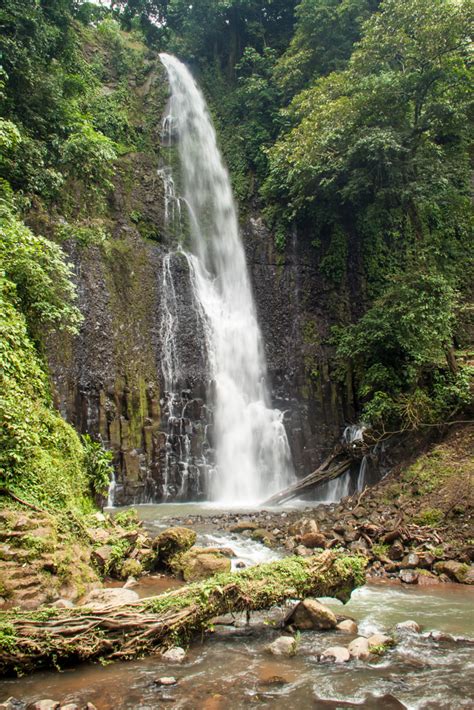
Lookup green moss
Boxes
[413,508,444,527]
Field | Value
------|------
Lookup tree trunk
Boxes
[263,453,352,506]
[0,551,365,676]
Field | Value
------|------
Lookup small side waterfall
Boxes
[158,53,294,504]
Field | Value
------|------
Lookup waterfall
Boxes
[159,53,294,504]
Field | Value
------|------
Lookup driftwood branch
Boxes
[0,551,365,676]
[263,450,352,506]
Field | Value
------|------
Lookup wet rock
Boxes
[367,633,393,651]
[399,569,419,584]
[463,567,474,585]
[336,619,358,634]
[251,529,276,546]
[123,576,139,589]
[257,675,288,687]
[30,701,60,710]
[50,598,74,609]
[396,620,421,633]
[288,518,318,537]
[91,545,113,572]
[172,548,231,582]
[162,647,186,663]
[388,541,405,561]
[404,553,420,568]
[285,599,337,630]
[294,544,312,557]
[155,677,177,686]
[82,587,139,608]
[417,571,441,586]
[235,561,246,568]
[299,532,327,549]
[267,636,297,656]
[434,560,469,583]
[154,527,197,564]
[320,646,350,663]
[229,521,258,533]
[348,637,370,660]
[60,704,80,710]
[0,699,26,710]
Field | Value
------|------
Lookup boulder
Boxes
[388,541,404,561]
[92,545,113,572]
[399,569,419,584]
[251,529,276,546]
[288,518,318,537]
[320,646,350,663]
[154,527,197,564]
[30,702,59,710]
[162,647,186,663]
[60,705,80,710]
[396,620,421,634]
[172,548,231,582]
[367,633,393,651]
[267,636,297,657]
[82,587,139,608]
[463,567,474,585]
[229,520,258,533]
[336,619,358,634]
[299,532,327,549]
[348,637,370,660]
[434,560,469,583]
[285,599,337,630]
[294,544,312,557]
[155,677,177,686]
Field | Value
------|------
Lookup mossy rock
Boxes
[170,547,231,582]
[154,527,197,565]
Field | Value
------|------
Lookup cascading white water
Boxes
[159,53,294,503]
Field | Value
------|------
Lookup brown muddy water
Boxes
[2,504,473,709]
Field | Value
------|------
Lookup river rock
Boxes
[60,704,80,710]
[434,560,469,583]
[299,532,327,549]
[82,587,139,608]
[336,619,358,634]
[463,567,474,584]
[399,569,419,584]
[154,527,197,563]
[367,633,393,651]
[91,545,113,572]
[155,677,177,686]
[320,646,350,663]
[30,701,60,710]
[396,620,421,633]
[294,544,312,557]
[172,548,231,581]
[162,647,186,663]
[348,637,370,660]
[267,636,297,656]
[229,520,258,533]
[0,699,26,710]
[388,541,405,561]
[288,518,318,537]
[285,599,337,630]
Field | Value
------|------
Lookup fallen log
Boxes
[0,550,366,676]
[263,453,352,506]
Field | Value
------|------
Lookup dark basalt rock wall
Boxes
[44,64,356,502]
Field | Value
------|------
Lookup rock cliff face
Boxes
[45,64,356,504]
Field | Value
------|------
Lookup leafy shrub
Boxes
[62,122,117,192]
[82,434,113,498]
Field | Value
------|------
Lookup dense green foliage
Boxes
[0,0,472,496]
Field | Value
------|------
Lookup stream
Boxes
[1,504,473,710]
